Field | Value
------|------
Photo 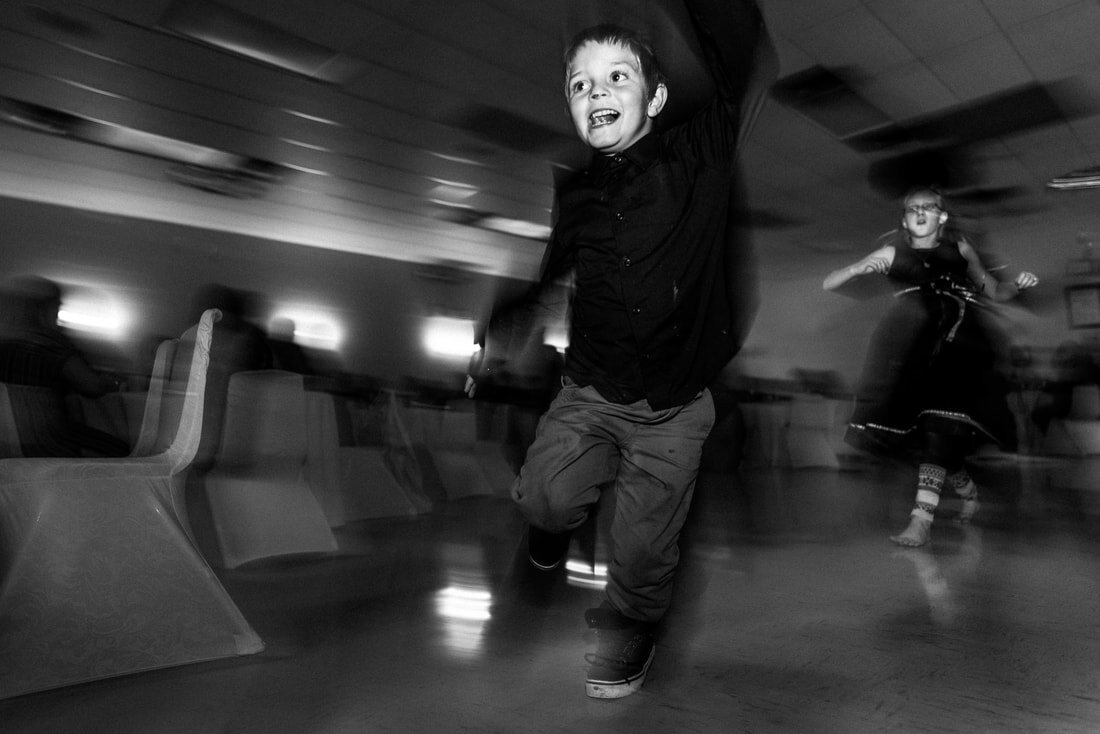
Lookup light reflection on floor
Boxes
[434,542,494,660]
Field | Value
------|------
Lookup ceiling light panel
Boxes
[158,0,362,83]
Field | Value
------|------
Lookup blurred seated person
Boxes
[0,275,129,457]
[465,323,562,470]
[1032,340,1099,434]
[267,317,314,375]
[466,339,510,441]
[504,325,563,453]
[189,282,273,374]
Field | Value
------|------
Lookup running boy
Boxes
[472,0,775,698]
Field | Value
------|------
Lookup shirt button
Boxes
[622,256,632,267]
[632,307,641,314]
[615,212,624,221]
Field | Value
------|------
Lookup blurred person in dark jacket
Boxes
[0,275,128,457]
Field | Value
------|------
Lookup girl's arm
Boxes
[957,239,1039,302]
[823,245,895,291]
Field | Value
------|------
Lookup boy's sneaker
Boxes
[528,526,571,571]
[583,605,656,699]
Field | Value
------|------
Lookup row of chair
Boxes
[0,307,523,699]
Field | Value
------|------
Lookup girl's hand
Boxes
[862,255,891,275]
[1014,272,1039,290]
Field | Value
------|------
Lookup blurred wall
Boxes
[0,195,1086,392]
[0,196,525,386]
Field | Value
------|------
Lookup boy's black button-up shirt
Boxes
[532,0,775,410]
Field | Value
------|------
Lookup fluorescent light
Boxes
[282,108,344,126]
[280,138,333,153]
[1048,168,1100,190]
[479,215,551,240]
[421,316,476,358]
[427,177,479,203]
[545,326,569,353]
[57,293,128,338]
[427,150,486,167]
[89,119,240,168]
[48,76,130,100]
[270,309,342,351]
[159,0,361,82]
[281,162,330,176]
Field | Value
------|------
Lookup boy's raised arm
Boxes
[684,0,777,108]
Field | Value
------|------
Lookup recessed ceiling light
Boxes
[47,76,130,100]
[159,0,361,83]
[281,162,329,176]
[1047,168,1100,190]
[428,150,486,167]
[279,138,333,153]
[479,215,551,241]
[282,108,344,127]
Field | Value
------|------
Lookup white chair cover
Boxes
[201,370,338,568]
[400,402,507,500]
[129,337,178,457]
[336,389,433,520]
[0,309,264,700]
[0,384,23,459]
[304,389,347,526]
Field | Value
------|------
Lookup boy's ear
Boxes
[647,83,668,118]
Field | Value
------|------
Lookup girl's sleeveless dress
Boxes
[845,239,1016,454]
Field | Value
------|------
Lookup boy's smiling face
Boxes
[565,40,666,155]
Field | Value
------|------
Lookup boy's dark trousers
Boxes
[511,379,715,623]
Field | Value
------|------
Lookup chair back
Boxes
[130,338,178,457]
[149,308,221,473]
[216,370,308,469]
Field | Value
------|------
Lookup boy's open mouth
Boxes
[590,109,620,127]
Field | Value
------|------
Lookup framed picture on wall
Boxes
[1065,284,1100,328]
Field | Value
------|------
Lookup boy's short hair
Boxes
[563,24,666,99]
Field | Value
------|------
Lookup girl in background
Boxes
[824,186,1039,546]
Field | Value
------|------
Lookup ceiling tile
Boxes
[927,32,1033,99]
[794,7,916,75]
[858,61,958,120]
[1007,1,1100,79]
[770,36,816,77]
[758,0,863,35]
[980,0,1083,27]
[1001,122,1093,180]
[867,0,997,57]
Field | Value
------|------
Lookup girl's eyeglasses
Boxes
[904,203,942,215]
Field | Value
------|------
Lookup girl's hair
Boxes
[901,184,946,213]
[563,24,666,99]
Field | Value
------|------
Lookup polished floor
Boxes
[2,453,1099,733]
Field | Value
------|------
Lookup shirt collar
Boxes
[587,132,660,183]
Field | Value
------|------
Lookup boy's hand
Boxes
[464,374,477,398]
